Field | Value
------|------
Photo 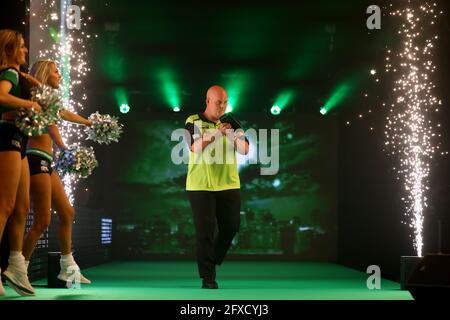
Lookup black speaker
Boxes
[406,254,450,300]
[47,252,66,288]
[0,228,9,272]
[400,256,422,290]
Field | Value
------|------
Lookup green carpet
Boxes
[1,261,413,300]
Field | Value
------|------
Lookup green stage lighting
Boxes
[322,82,352,114]
[159,68,180,111]
[273,179,281,188]
[272,90,295,115]
[224,71,250,112]
[120,104,130,114]
[271,105,281,115]
[114,87,129,113]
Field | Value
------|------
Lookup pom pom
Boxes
[84,112,123,145]
[15,85,62,136]
[55,144,98,179]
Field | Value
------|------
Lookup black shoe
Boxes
[202,277,219,289]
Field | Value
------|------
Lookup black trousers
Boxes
[188,189,241,279]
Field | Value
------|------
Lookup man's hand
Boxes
[232,130,249,155]
[192,123,232,153]
[233,130,245,139]
[204,123,232,141]
[218,123,232,135]
[202,131,217,142]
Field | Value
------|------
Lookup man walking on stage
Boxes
[184,85,249,289]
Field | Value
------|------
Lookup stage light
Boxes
[159,68,180,111]
[226,104,233,113]
[271,105,281,115]
[273,90,295,115]
[120,104,130,114]
[224,71,250,112]
[173,106,181,112]
[320,108,327,115]
[113,87,130,114]
[272,179,281,188]
[323,82,352,113]
[370,69,377,75]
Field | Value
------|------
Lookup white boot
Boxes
[2,252,35,296]
[58,254,91,285]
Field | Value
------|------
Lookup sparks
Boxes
[383,1,443,257]
[32,0,95,205]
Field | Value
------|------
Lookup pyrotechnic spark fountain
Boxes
[383,1,444,257]
[31,0,95,204]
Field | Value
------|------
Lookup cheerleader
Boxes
[22,60,92,285]
[0,29,41,296]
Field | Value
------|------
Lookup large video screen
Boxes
[108,114,338,260]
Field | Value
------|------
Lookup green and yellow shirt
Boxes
[185,113,241,191]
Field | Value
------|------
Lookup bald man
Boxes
[184,86,249,289]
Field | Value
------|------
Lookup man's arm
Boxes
[191,132,215,153]
[233,131,249,155]
[185,122,232,154]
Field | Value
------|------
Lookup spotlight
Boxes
[320,108,327,115]
[270,105,281,115]
[173,106,181,112]
[120,104,130,114]
[226,104,233,113]
[272,179,281,188]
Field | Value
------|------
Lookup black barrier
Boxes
[406,254,450,300]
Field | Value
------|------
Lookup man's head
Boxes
[205,85,228,121]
